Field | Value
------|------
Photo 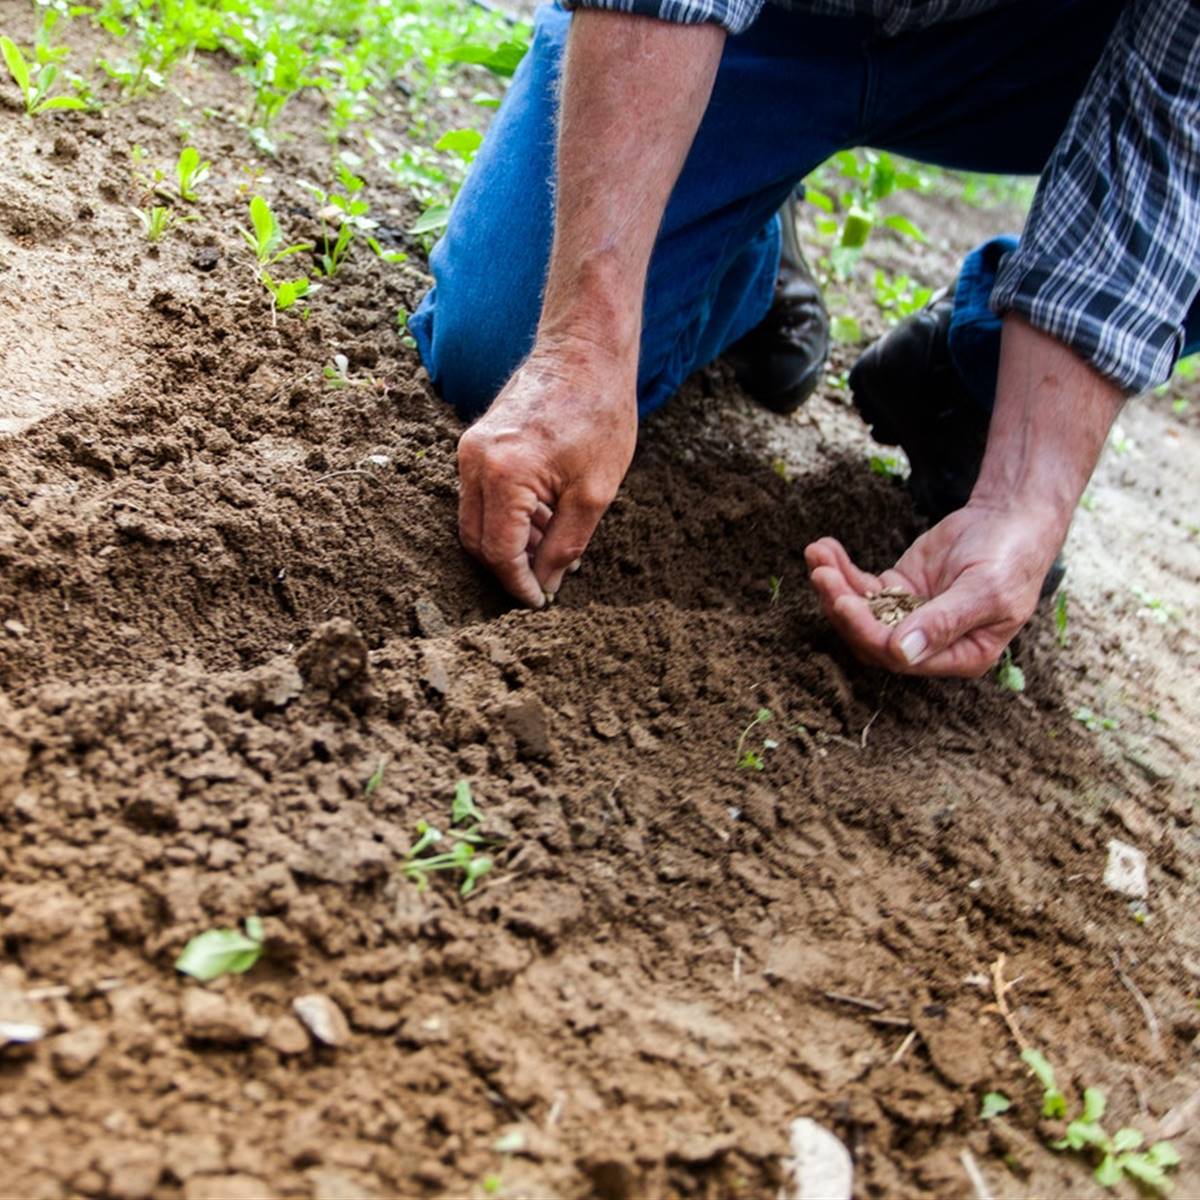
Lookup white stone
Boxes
[1104,838,1148,899]
[779,1118,852,1200]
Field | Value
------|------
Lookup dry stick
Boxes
[312,468,381,486]
[824,990,885,1013]
[960,1149,995,1200]
[860,707,882,750]
[984,954,1030,1053]
[890,1028,918,1065]
[1111,951,1163,1060]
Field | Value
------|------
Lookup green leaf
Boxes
[1081,1088,1108,1123]
[34,94,89,112]
[452,779,483,826]
[244,915,264,942]
[461,855,493,896]
[1094,1154,1123,1189]
[1021,1047,1058,1091]
[364,756,388,797]
[249,195,278,258]
[995,650,1025,693]
[1147,1143,1182,1169]
[882,214,927,243]
[1110,1127,1143,1153]
[804,186,834,213]
[830,314,862,344]
[409,204,450,236]
[1118,1154,1171,1193]
[1044,1088,1068,1120]
[840,207,873,248]
[1,35,31,99]
[1064,1119,1109,1151]
[175,924,264,981]
[980,1092,1012,1120]
[434,127,483,158]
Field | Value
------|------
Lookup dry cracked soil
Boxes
[1,3,1199,1197]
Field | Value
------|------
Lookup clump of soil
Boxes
[867,586,926,626]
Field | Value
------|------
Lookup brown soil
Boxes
[2,4,1199,1198]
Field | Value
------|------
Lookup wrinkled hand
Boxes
[805,501,1064,677]
[457,345,638,608]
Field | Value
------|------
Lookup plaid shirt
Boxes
[562,0,1200,394]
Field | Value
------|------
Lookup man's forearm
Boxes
[970,315,1125,541]
[537,11,726,363]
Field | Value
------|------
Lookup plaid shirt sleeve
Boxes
[990,0,1200,394]
[560,0,764,36]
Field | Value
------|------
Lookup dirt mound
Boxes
[1,3,1198,1197]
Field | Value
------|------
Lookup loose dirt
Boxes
[1,4,1198,1198]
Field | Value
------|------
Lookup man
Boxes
[409,0,1200,678]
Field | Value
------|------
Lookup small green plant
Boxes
[404,780,495,897]
[1073,706,1118,732]
[364,755,388,796]
[1055,590,1069,648]
[996,649,1025,692]
[131,204,181,243]
[768,575,782,605]
[240,195,314,317]
[175,916,265,981]
[980,1091,1012,1120]
[1,34,91,116]
[872,269,933,322]
[869,453,905,479]
[1022,1051,1181,1192]
[176,145,210,202]
[736,707,775,771]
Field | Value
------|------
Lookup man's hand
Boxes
[457,343,637,608]
[809,315,1125,677]
[806,500,1060,676]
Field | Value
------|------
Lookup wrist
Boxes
[537,256,642,363]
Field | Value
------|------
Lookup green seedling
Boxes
[260,270,313,314]
[176,145,210,202]
[736,707,775,771]
[980,1091,1012,1120]
[131,204,181,243]
[1073,706,1119,732]
[996,649,1025,693]
[240,195,312,268]
[1055,590,1069,648]
[1,35,90,115]
[869,453,904,479]
[768,575,782,605]
[1020,1054,1181,1193]
[404,781,496,897]
[872,269,933,322]
[175,916,264,981]
[364,755,388,796]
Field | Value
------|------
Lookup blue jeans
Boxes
[412,0,1172,421]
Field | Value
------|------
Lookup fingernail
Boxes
[899,629,928,664]
[543,590,556,605]
[568,559,582,574]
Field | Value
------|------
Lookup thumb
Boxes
[531,483,609,598]
[889,576,1001,671]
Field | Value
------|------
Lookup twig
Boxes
[1157,1086,1200,1141]
[983,954,1030,1053]
[1111,952,1162,1060]
[26,977,125,1002]
[890,1028,918,1064]
[860,707,881,750]
[960,1150,994,1200]
[824,990,885,1013]
[733,947,743,986]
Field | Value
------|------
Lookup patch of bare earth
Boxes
[1,4,1197,1197]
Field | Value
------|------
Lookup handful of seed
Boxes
[866,585,926,627]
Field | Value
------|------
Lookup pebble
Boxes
[1104,838,1148,898]
[181,990,268,1044]
[51,1024,105,1077]
[780,1118,853,1200]
[265,1014,310,1056]
[413,597,450,638]
[293,993,351,1047]
[0,984,45,1046]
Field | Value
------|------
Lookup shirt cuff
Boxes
[559,0,762,36]
[990,250,1185,396]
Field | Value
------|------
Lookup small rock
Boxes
[590,707,622,740]
[412,597,450,638]
[51,1024,105,1077]
[0,983,45,1046]
[181,990,268,1045]
[501,696,553,759]
[419,647,450,696]
[780,1118,853,1200]
[293,993,351,1047]
[164,1133,225,1181]
[52,133,80,161]
[266,1014,310,1056]
[3,619,28,636]
[98,1146,164,1200]
[190,246,220,273]
[1104,838,1148,899]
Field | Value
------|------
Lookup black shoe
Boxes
[849,285,1066,600]
[724,198,830,415]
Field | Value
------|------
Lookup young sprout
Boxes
[176,145,211,202]
[132,204,180,243]
[995,649,1025,693]
[240,195,312,267]
[1,35,91,116]
[736,707,774,771]
[175,916,265,981]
